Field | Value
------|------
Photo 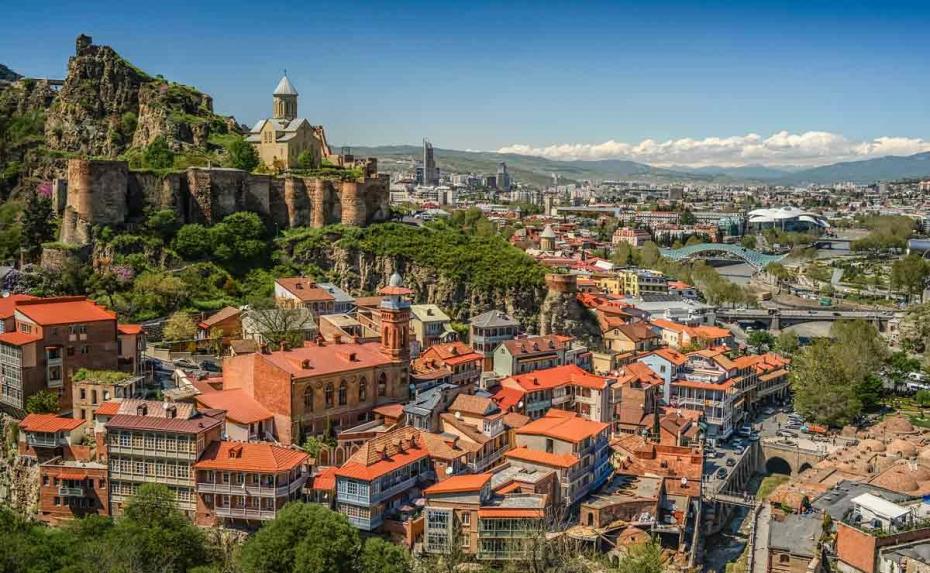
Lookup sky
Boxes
[3,0,930,167]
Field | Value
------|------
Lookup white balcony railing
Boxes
[214,505,277,520]
[197,476,306,498]
[58,486,84,497]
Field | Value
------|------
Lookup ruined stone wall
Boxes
[57,160,390,245]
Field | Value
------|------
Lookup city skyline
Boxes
[4,0,930,166]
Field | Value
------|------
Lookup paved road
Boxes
[752,503,771,573]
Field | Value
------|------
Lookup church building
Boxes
[246,75,331,171]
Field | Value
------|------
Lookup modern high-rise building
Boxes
[496,162,511,192]
[422,139,439,186]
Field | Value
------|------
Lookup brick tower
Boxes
[378,272,413,361]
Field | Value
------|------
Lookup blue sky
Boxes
[3,0,930,165]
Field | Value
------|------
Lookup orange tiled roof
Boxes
[449,394,499,417]
[492,386,525,412]
[194,441,308,472]
[419,341,482,367]
[310,467,337,490]
[198,306,241,329]
[505,446,579,468]
[117,323,143,335]
[0,294,36,319]
[505,364,608,392]
[501,334,573,356]
[424,473,492,495]
[261,340,393,377]
[95,401,121,416]
[20,413,84,433]
[515,409,609,443]
[194,389,274,424]
[275,278,335,303]
[0,331,41,346]
[649,347,689,365]
[14,297,116,325]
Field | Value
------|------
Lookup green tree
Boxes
[740,235,757,249]
[227,135,260,172]
[791,341,862,426]
[146,209,180,241]
[915,389,930,408]
[679,209,696,225]
[163,311,197,341]
[890,254,930,300]
[858,374,885,412]
[359,537,412,573]
[748,330,775,349]
[173,223,213,259]
[20,187,55,260]
[611,242,633,266]
[111,483,208,573]
[637,241,661,268]
[25,389,59,413]
[774,330,800,356]
[831,320,888,382]
[296,150,315,171]
[142,136,175,169]
[239,503,361,573]
[615,538,665,573]
[0,201,23,262]
[685,234,703,247]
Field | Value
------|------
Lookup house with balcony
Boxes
[504,409,612,506]
[193,387,276,442]
[0,296,125,414]
[601,321,660,354]
[493,334,590,377]
[438,394,510,473]
[497,364,614,423]
[637,347,689,403]
[469,311,521,371]
[193,441,308,526]
[414,342,482,388]
[37,457,109,525]
[274,277,338,317]
[18,413,87,461]
[410,304,457,352]
[104,399,224,517]
[334,426,435,531]
[404,383,470,432]
[650,319,733,350]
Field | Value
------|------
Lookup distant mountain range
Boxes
[349,144,930,186]
[0,64,21,82]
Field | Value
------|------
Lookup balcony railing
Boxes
[372,475,417,503]
[107,444,197,460]
[347,513,383,530]
[27,435,60,448]
[197,476,306,498]
[467,444,509,473]
[58,486,84,497]
[214,505,277,520]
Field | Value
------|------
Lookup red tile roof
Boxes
[106,412,223,434]
[261,341,394,377]
[275,278,335,303]
[0,294,37,319]
[336,426,431,480]
[20,413,84,433]
[373,403,405,419]
[117,323,143,335]
[0,331,41,346]
[515,409,609,443]
[505,364,608,392]
[194,441,308,472]
[418,341,482,366]
[310,467,337,490]
[94,401,121,416]
[15,297,116,326]
[501,334,573,356]
[194,389,273,424]
[424,473,492,495]
[491,386,525,412]
[198,306,241,330]
[505,446,579,468]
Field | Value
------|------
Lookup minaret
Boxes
[378,272,413,361]
[272,74,299,121]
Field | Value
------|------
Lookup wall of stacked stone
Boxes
[67,159,128,226]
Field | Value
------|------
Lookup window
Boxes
[67,346,75,356]
[325,384,334,408]
[377,373,387,397]
[303,387,313,411]
[779,555,790,564]
[358,378,367,401]
[338,382,347,406]
[81,345,89,355]
[545,438,554,453]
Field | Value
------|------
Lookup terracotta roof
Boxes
[310,467,337,490]
[501,334,573,356]
[94,401,121,416]
[261,340,393,377]
[337,426,432,480]
[228,339,259,354]
[611,323,659,343]
[419,341,482,366]
[515,409,609,443]
[194,389,273,424]
[449,394,499,417]
[105,401,223,434]
[276,278,336,303]
[505,364,608,392]
[20,413,84,433]
[373,403,405,419]
[198,306,241,329]
[478,507,545,519]
[505,446,579,468]
[194,441,308,472]
[0,294,36,319]
[14,297,116,325]
[0,331,41,346]
[424,473,492,495]
[117,323,143,335]
[502,412,531,429]
[648,347,688,365]
[491,386,525,412]
[354,296,384,308]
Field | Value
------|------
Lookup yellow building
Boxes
[246,75,331,170]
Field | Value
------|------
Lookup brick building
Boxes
[37,458,109,525]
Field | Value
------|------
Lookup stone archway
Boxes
[799,462,813,474]
[765,456,792,475]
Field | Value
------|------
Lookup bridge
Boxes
[717,307,898,331]
[660,243,786,270]
[760,438,832,476]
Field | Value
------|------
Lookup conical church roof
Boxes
[273,75,298,96]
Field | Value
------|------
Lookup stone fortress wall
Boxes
[58,158,390,244]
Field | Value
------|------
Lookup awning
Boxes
[58,471,88,480]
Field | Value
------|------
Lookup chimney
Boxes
[136,404,148,416]
[165,404,177,419]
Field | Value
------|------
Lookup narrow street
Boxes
[751,503,771,573]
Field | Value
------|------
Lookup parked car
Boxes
[716,468,728,479]
[763,407,776,416]
[749,432,760,441]
[776,429,798,438]
[726,458,736,467]
[172,358,199,370]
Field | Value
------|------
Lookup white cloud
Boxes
[497,131,930,167]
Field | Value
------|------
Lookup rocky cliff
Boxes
[0,64,22,83]
[44,34,237,157]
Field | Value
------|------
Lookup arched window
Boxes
[338,381,347,406]
[359,378,367,401]
[325,384,334,408]
[303,387,313,412]
[377,373,387,397]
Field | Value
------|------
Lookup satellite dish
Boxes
[455,411,461,419]
[517,401,524,408]
[681,477,688,486]
[445,466,453,475]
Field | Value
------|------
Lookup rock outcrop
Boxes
[0,64,21,83]
[538,273,601,344]
[43,34,237,158]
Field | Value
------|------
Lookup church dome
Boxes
[274,75,299,96]
[389,272,403,287]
